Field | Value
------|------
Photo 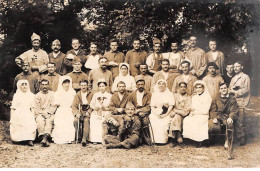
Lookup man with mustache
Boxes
[135,64,152,92]
[151,59,179,92]
[185,35,207,79]
[146,38,163,75]
[64,38,87,74]
[15,33,49,75]
[84,42,102,74]
[48,39,66,75]
[88,57,113,93]
[128,75,152,145]
[40,62,60,92]
[229,61,250,146]
[34,79,56,147]
[125,38,147,76]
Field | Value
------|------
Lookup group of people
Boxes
[10,32,250,149]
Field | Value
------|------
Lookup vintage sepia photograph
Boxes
[0,0,259,168]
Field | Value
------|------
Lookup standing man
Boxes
[48,39,66,75]
[151,59,179,92]
[34,79,56,147]
[41,62,60,92]
[105,102,141,149]
[15,33,49,74]
[72,80,93,147]
[103,39,125,79]
[203,62,224,100]
[109,81,129,115]
[222,62,234,86]
[13,60,40,94]
[172,61,197,95]
[206,40,225,76]
[67,58,88,92]
[169,82,191,147]
[84,42,102,74]
[128,75,152,145]
[146,38,163,75]
[88,57,113,93]
[65,38,87,73]
[229,61,250,146]
[209,83,238,148]
[135,64,152,92]
[185,35,207,79]
[125,38,147,76]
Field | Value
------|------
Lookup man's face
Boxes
[110,42,118,52]
[171,43,178,52]
[22,63,30,72]
[20,83,28,92]
[41,81,49,93]
[153,43,161,53]
[126,107,135,117]
[234,63,243,74]
[80,82,88,92]
[181,63,190,74]
[132,40,140,50]
[117,83,126,94]
[140,65,148,75]
[209,41,217,51]
[226,64,234,75]
[136,81,145,92]
[219,84,228,96]
[73,62,82,71]
[47,64,56,74]
[161,61,169,72]
[90,44,97,54]
[189,36,197,48]
[32,40,40,50]
[72,40,80,50]
[208,66,216,75]
[51,42,61,53]
[179,84,187,94]
[99,58,107,70]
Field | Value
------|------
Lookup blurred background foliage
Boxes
[0,0,259,117]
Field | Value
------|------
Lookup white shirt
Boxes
[81,91,89,104]
[162,71,169,80]
[52,52,60,58]
[118,92,124,102]
[85,54,100,70]
[183,74,190,83]
[211,51,218,61]
[136,91,144,106]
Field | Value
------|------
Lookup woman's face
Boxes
[195,84,204,94]
[20,83,28,92]
[121,65,128,76]
[158,81,166,92]
[62,81,70,91]
[98,83,106,93]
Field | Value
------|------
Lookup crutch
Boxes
[76,104,80,144]
[146,116,158,154]
[226,123,234,160]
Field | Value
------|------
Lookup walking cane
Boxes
[76,104,80,144]
[146,116,158,154]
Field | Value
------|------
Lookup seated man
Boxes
[109,81,129,115]
[34,79,56,147]
[209,82,238,148]
[169,82,191,148]
[128,75,152,145]
[72,80,93,146]
[104,102,141,149]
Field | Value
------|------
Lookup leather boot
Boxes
[106,143,123,149]
[41,134,50,147]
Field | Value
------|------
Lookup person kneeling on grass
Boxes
[104,102,141,149]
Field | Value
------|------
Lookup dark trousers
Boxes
[74,116,90,142]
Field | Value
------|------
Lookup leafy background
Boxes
[0,0,259,119]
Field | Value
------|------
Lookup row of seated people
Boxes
[11,33,250,148]
[10,60,248,149]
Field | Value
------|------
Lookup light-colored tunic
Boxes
[89,91,112,143]
[10,91,36,142]
[183,91,212,142]
[112,75,136,92]
[186,47,206,77]
[203,74,224,100]
[149,90,174,143]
